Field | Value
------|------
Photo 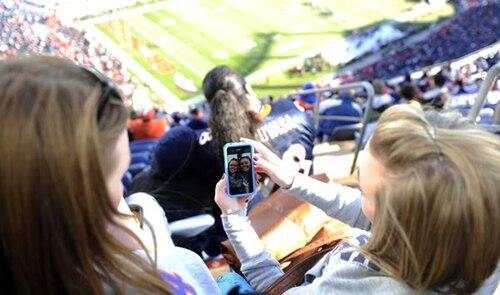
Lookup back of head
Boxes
[300,82,317,106]
[433,72,447,88]
[365,105,500,293]
[154,126,197,179]
[0,56,171,294]
[202,66,257,162]
[372,79,386,95]
[202,65,247,104]
[399,83,417,100]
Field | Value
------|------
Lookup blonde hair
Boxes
[0,56,172,294]
[363,105,500,293]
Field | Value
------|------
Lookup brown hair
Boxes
[363,104,500,293]
[202,66,258,164]
[0,56,172,294]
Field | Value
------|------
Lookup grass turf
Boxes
[95,0,454,101]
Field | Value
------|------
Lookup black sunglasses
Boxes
[79,65,122,120]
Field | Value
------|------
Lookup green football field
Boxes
[95,0,453,102]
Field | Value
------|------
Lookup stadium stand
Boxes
[352,3,499,81]
[0,0,150,104]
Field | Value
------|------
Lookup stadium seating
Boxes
[123,139,159,189]
[331,123,362,141]
[0,0,147,103]
[353,3,499,81]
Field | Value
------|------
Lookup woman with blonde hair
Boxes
[215,104,500,294]
[0,56,219,294]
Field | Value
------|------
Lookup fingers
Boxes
[215,175,227,196]
[253,154,275,175]
[255,173,262,183]
[239,195,252,205]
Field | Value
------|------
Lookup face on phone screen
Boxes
[226,145,254,196]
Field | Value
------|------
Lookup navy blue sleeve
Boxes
[255,100,315,160]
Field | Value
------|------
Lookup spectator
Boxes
[186,104,209,130]
[399,82,422,108]
[371,79,395,115]
[421,72,449,110]
[298,81,318,112]
[216,105,500,294]
[127,126,221,255]
[127,108,168,140]
[0,55,221,294]
[202,65,315,167]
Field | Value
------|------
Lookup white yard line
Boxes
[81,24,185,110]
[79,1,177,26]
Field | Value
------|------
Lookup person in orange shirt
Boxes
[127,109,168,140]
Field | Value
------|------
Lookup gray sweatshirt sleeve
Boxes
[284,174,371,231]
[221,210,284,292]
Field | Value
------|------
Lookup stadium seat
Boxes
[122,171,133,193]
[130,139,159,147]
[128,162,150,177]
[131,152,151,165]
[130,139,158,154]
[169,214,215,239]
[331,123,362,141]
[130,144,156,154]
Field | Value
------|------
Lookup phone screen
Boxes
[226,144,255,196]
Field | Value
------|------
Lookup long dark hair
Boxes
[202,66,258,163]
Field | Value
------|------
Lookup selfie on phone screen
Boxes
[225,144,255,196]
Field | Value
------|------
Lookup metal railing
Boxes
[293,81,375,174]
[468,62,500,124]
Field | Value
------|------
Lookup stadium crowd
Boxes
[353,3,499,81]
[0,0,145,102]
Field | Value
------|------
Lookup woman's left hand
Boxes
[214,175,251,215]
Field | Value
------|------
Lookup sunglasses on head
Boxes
[78,65,122,120]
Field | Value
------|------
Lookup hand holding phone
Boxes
[223,143,257,197]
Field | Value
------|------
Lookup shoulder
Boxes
[270,99,298,113]
[330,233,381,272]
[263,100,311,125]
[319,99,342,113]
[196,128,213,146]
[156,247,220,295]
[310,234,420,294]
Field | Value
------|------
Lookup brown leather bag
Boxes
[221,174,361,294]
[264,227,341,295]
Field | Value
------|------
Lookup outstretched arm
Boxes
[243,138,371,230]
[215,178,284,292]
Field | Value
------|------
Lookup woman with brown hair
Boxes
[0,55,219,294]
[215,105,500,294]
[202,65,315,168]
